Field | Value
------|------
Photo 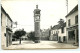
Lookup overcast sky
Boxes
[1,0,78,32]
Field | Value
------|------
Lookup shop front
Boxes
[67,25,78,45]
[6,27,13,47]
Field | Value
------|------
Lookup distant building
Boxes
[49,22,67,43]
[1,6,13,48]
[58,23,66,43]
[65,5,78,45]
[49,25,59,41]
[21,34,28,40]
[41,29,50,40]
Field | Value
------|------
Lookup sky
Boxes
[1,0,78,32]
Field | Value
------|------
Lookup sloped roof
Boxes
[66,4,78,17]
[52,22,66,30]
[52,25,60,30]
[1,6,13,22]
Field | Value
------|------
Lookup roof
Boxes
[52,22,66,30]
[52,25,60,30]
[1,6,13,22]
[66,4,78,17]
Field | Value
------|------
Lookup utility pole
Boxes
[66,0,68,14]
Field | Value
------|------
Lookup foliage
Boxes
[14,29,26,39]
[14,29,26,44]
[27,31,35,41]
[58,19,64,24]
[58,19,64,27]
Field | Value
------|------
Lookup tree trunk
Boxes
[19,38,21,44]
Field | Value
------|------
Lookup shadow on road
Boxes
[12,44,21,45]
[12,41,35,45]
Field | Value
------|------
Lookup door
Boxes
[68,31,75,43]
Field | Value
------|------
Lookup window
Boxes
[61,27,64,33]
[58,31,59,33]
[68,19,70,26]
[11,22,13,28]
[53,31,54,34]
[4,33,6,37]
[56,31,57,34]
[54,31,55,34]
[75,15,78,24]
[51,31,53,35]
[1,13,2,26]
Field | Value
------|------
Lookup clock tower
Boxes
[33,5,41,43]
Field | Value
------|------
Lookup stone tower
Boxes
[33,5,41,43]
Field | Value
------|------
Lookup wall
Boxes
[1,10,7,48]
[41,29,50,40]
[58,27,66,42]
[66,11,78,27]
[1,8,13,48]
[50,29,58,40]
[66,10,78,43]
[7,17,12,29]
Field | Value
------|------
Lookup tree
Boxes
[14,29,26,44]
[58,19,64,27]
[27,31,35,41]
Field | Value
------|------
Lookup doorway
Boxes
[68,30,75,43]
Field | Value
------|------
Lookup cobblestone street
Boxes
[3,41,78,50]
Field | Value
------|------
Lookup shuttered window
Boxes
[68,19,70,26]
[75,15,78,24]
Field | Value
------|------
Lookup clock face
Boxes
[35,16,39,20]
[35,16,40,22]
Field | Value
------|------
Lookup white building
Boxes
[49,25,59,41]
[1,6,13,48]
[66,5,78,45]
[49,22,67,43]
[41,29,50,40]
[58,23,66,43]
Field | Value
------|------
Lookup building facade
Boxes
[49,22,67,43]
[49,25,59,41]
[66,5,78,45]
[1,6,13,48]
[58,23,66,43]
[41,29,50,40]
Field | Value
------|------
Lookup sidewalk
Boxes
[3,40,78,50]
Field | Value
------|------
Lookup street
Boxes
[3,41,78,50]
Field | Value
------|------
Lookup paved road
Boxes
[4,40,78,50]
